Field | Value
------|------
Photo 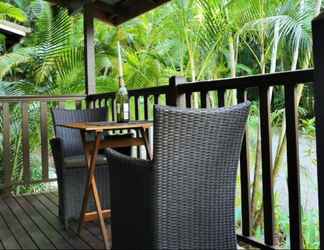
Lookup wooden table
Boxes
[62,121,153,250]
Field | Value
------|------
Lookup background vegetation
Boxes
[0,0,321,248]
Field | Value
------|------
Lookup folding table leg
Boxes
[78,132,110,250]
[140,127,153,160]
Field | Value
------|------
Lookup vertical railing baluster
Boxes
[75,100,82,110]
[22,102,31,185]
[218,89,225,107]
[167,76,186,107]
[104,98,108,109]
[144,95,148,121]
[312,14,324,249]
[134,96,140,121]
[143,95,150,159]
[134,96,140,157]
[285,84,302,249]
[154,94,159,106]
[259,86,274,246]
[3,103,11,194]
[200,90,207,108]
[86,99,90,109]
[186,93,191,108]
[111,99,115,121]
[237,88,251,237]
[40,102,49,182]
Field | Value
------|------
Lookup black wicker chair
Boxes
[50,108,131,227]
[107,103,250,250]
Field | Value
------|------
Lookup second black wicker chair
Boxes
[50,107,131,227]
[107,103,250,250]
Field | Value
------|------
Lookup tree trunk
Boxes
[270,21,280,74]
[185,31,199,108]
[251,19,268,233]
[251,129,262,229]
[269,20,280,101]
[315,0,321,16]
[226,35,237,106]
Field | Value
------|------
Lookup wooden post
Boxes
[285,84,302,249]
[237,89,251,238]
[259,86,274,246]
[166,76,186,107]
[312,12,324,249]
[84,4,96,95]
[2,103,11,196]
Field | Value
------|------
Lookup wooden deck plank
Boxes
[50,189,104,242]
[47,192,112,243]
[0,192,110,250]
[4,196,54,249]
[37,194,97,249]
[0,198,36,249]
[41,192,106,249]
[0,209,21,249]
[15,195,73,249]
[26,194,92,250]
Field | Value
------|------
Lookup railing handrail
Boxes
[87,69,314,102]
[86,85,169,101]
[0,95,86,102]
[177,69,314,93]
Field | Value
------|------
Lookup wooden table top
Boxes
[60,120,153,132]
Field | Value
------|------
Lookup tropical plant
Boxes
[0,0,321,247]
[0,1,27,22]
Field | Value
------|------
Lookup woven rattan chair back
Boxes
[51,108,107,157]
[152,103,250,249]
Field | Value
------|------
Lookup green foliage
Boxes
[300,117,316,137]
[302,210,320,249]
[0,0,321,248]
[0,1,27,22]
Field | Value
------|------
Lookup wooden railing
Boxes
[0,95,85,192]
[0,69,317,250]
[86,69,315,250]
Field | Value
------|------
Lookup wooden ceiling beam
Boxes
[107,0,170,25]
[0,20,31,49]
[46,0,170,26]
[48,0,95,15]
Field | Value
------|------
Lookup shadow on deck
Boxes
[0,192,109,249]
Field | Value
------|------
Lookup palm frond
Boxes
[0,2,27,23]
[0,47,34,79]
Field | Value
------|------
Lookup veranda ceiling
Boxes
[0,20,31,48]
[49,0,170,25]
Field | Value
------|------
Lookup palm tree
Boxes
[0,2,85,193]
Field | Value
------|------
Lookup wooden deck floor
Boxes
[0,192,108,249]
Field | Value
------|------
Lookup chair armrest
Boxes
[107,148,153,200]
[107,148,151,169]
[107,149,153,249]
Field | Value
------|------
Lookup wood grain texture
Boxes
[22,102,30,185]
[0,192,109,250]
[40,102,49,181]
[61,121,152,131]
[2,103,11,193]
